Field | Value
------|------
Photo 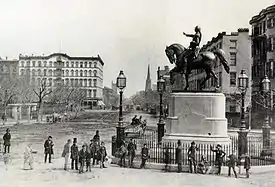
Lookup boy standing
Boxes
[227,152,238,178]
[244,153,251,178]
[99,142,107,169]
[140,143,149,169]
[85,146,92,172]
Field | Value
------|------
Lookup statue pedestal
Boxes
[163,92,230,145]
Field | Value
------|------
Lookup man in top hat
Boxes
[44,136,54,163]
[70,138,79,170]
[188,141,199,173]
[210,144,226,175]
[3,128,11,153]
[127,138,136,168]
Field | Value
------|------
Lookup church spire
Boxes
[145,64,152,91]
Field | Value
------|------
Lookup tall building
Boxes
[145,64,152,91]
[18,53,104,107]
[0,58,18,79]
[249,5,275,127]
[188,29,252,127]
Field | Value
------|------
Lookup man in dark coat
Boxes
[91,140,100,166]
[127,139,136,168]
[3,128,11,153]
[210,144,226,175]
[99,141,107,168]
[71,138,79,170]
[244,153,251,178]
[119,142,127,167]
[85,146,92,172]
[44,136,54,163]
[227,152,238,178]
[176,140,183,173]
[78,145,86,174]
[140,143,149,169]
[188,141,199,173]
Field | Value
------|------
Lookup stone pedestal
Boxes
[163,92,230,145]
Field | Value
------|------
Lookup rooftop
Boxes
[249,5,275,24]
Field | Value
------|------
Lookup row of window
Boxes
[20,60,99,68]
[252,17,274,36]
[35,78,98,87]
[20,69,98,77]
[252,59,274,78]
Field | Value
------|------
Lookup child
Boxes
[164,146,170,172]
[244,153,251,178]
[23,143,37,170]
[197,156,208,174]
[85,146,92,172]
[3,153,11,170]
[78,145,86,174]
[227,152,238,178]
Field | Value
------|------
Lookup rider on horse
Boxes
[183,26,202,73]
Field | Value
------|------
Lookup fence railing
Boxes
[112,133,275,166]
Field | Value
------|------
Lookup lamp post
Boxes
[157,76,166,143]
[116,70,126,148]
[261,75,271,151]
[237,69,249,158]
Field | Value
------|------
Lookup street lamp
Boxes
[157,75,166,143]
[116,70,126,148]
[261,75,271,151]
[237,69,249,158]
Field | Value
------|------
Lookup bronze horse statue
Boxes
[165,43,230,90]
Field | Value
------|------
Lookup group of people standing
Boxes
[173,140,251,178]
[61,130,108,173]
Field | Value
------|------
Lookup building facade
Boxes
[188,29,252,127]
[0,58,18,79]
[250,5,275,128]
[18,53,104,107]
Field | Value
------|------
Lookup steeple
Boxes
[145,64,152,91]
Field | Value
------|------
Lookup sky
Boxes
[0,0,274,97]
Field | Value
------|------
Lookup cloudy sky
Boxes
[0,0,274,97]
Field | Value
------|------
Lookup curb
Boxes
[111,157,275,175]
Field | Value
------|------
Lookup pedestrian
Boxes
[127,138,136,168]
[3,128,11,153]
[210,144,226,175]
[93,130,100,142]
[71,138,79,170]
[3,152,11,170]
[99,141,107,169]
[175,140,183,173]
[164,146,170,172]
[61,139,71,170]
[244,153,251,178]
[187,141,199,173]
[44,136,54,163]
[85,145,92,172]
[119,142,127,167]
[197,155,208,174]
[78,145,86,174]
[91,140,100,166]
[227,151,238,178]
[140,143,149,169]
[23,143,37,170]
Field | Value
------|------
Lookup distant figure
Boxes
[3,128,11,153]
[44,136,54,163]
[132,115,138,125]
[85,146,92,172]
[91,140,100,166]
[24,143,37,170]
[188,141,199,173]
[138,116,142,124]
[119,143,127,167]
[210,144,226,175]
[71,138,79,170]
[127,139,136,168]
[197,155,208,174]
[140,143,149,169]
[164,146,170,172]
[78,145,86,174]
[175,140,183,173]
[244,153,251,178]
[227,151,238,178]
[61,139,72,170]
[93,130,100,142]
[3,153,11,171]
[99,142,107,169]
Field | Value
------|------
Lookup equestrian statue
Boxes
[165,26,230,91]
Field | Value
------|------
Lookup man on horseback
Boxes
[183,26,202,73]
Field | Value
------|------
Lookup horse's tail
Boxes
[213,49,230,73]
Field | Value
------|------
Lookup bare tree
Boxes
[32,77,52,122]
